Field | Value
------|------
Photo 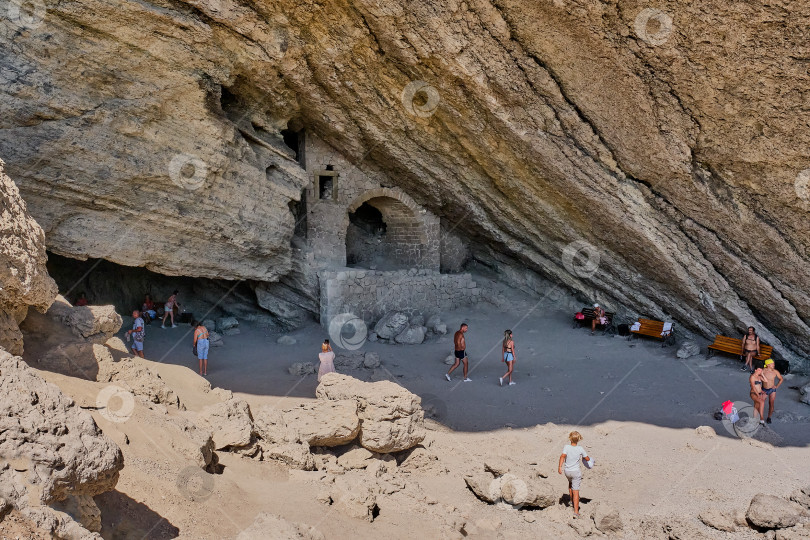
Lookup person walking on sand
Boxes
[749,367,766,425]
[318,341,336,382]
[740,326,760,372]
[559,431,591,518]
[192,321,209,376]
[445,323,471,382]
[760,359,784,424]
[499,329,516,386]
[126,310,145,358]
[162,290,181,328]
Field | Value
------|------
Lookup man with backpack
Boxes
[126,310,146,358]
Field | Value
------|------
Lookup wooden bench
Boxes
[573,307,617,335]
[707,335,773,362]
[629,318,675,347]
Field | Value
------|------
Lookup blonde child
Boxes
[558,431,591,517]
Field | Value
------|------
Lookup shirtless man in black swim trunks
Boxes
[740,326,760,372]
[446,323,471,382]
[761,359,784,424]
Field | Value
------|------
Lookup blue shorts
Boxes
[197,339,209,360]
[503,352,513,362]
[131,340,144,352]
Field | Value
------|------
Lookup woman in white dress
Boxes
[318,342,336,382]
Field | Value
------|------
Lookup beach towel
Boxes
[661,322,672,336]
[630,322,641,332]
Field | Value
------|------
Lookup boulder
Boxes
[254,405,297,445]
[464,474,498,504]
[426,314,442,331]
[434,323,448,335]
[776,525,810,540]
[281,401,360,447]
[216,317,239,333]
[47,296,123,343]
[261,442,316,471]
[410,314,425,327]
[0,161,58,355]
[747,493,804,529]
[209,331,225,347]
[288,362,317,376]
[336,445,375,470]
[197,399,255,450]
[801,384,810,406]
[592,504,623,533]
[96,352,180,408]
[699,508,737,532]
[394,325,426,345]
[677,341,700,359]
[235,513,324,540]
[51,494,102,533]
[373,312,409,340]
[277,335,297,345]
[316,374,425,453]
[363,352,381,369]
[202,319,216,331]
[0,350,123,510]
[167,417,217,471]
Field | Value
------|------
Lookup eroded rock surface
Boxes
[1,2,810,361]
[316,373,425,453]
[0,160,58,355]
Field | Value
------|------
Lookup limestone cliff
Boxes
[1,1,808,361]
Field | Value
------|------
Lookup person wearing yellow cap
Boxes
[760,358,784,424]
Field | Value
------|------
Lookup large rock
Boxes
[698,508,737,532]
[281,401,360,447]
[316,374,425,453]
[394,325,426,345]
[373,312,409,340]
[747,493,805,529]
[0,350,123,511]
[261,442,316,471]
[197,399,255,450]
[0,161,58,355]
[47,296,123,343]
[236,513,324,540]
[790,486,810,509]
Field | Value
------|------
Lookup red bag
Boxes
[575,312,585,320]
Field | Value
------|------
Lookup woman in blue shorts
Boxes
[499,329,516,386]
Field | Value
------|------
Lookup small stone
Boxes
[277,335,297,345]
[695,426,716,438]
[288,362,317,376]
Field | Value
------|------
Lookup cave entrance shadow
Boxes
[95,490,179,540]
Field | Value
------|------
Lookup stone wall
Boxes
[304,134,440,271]
[319,269,480,328]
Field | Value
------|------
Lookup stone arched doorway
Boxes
[345,190,429,270]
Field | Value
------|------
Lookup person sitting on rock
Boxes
[126,310,145,358]
[318,341,336,382]
[161,290,180,328]
[141,294,157,324]
[591,304,606,335]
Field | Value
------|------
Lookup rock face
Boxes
[0,350,123,528]
[0,160,58,355]
[316,373,425,453]
[2,3,810,362]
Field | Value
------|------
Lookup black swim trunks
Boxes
[454,349,467,359]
